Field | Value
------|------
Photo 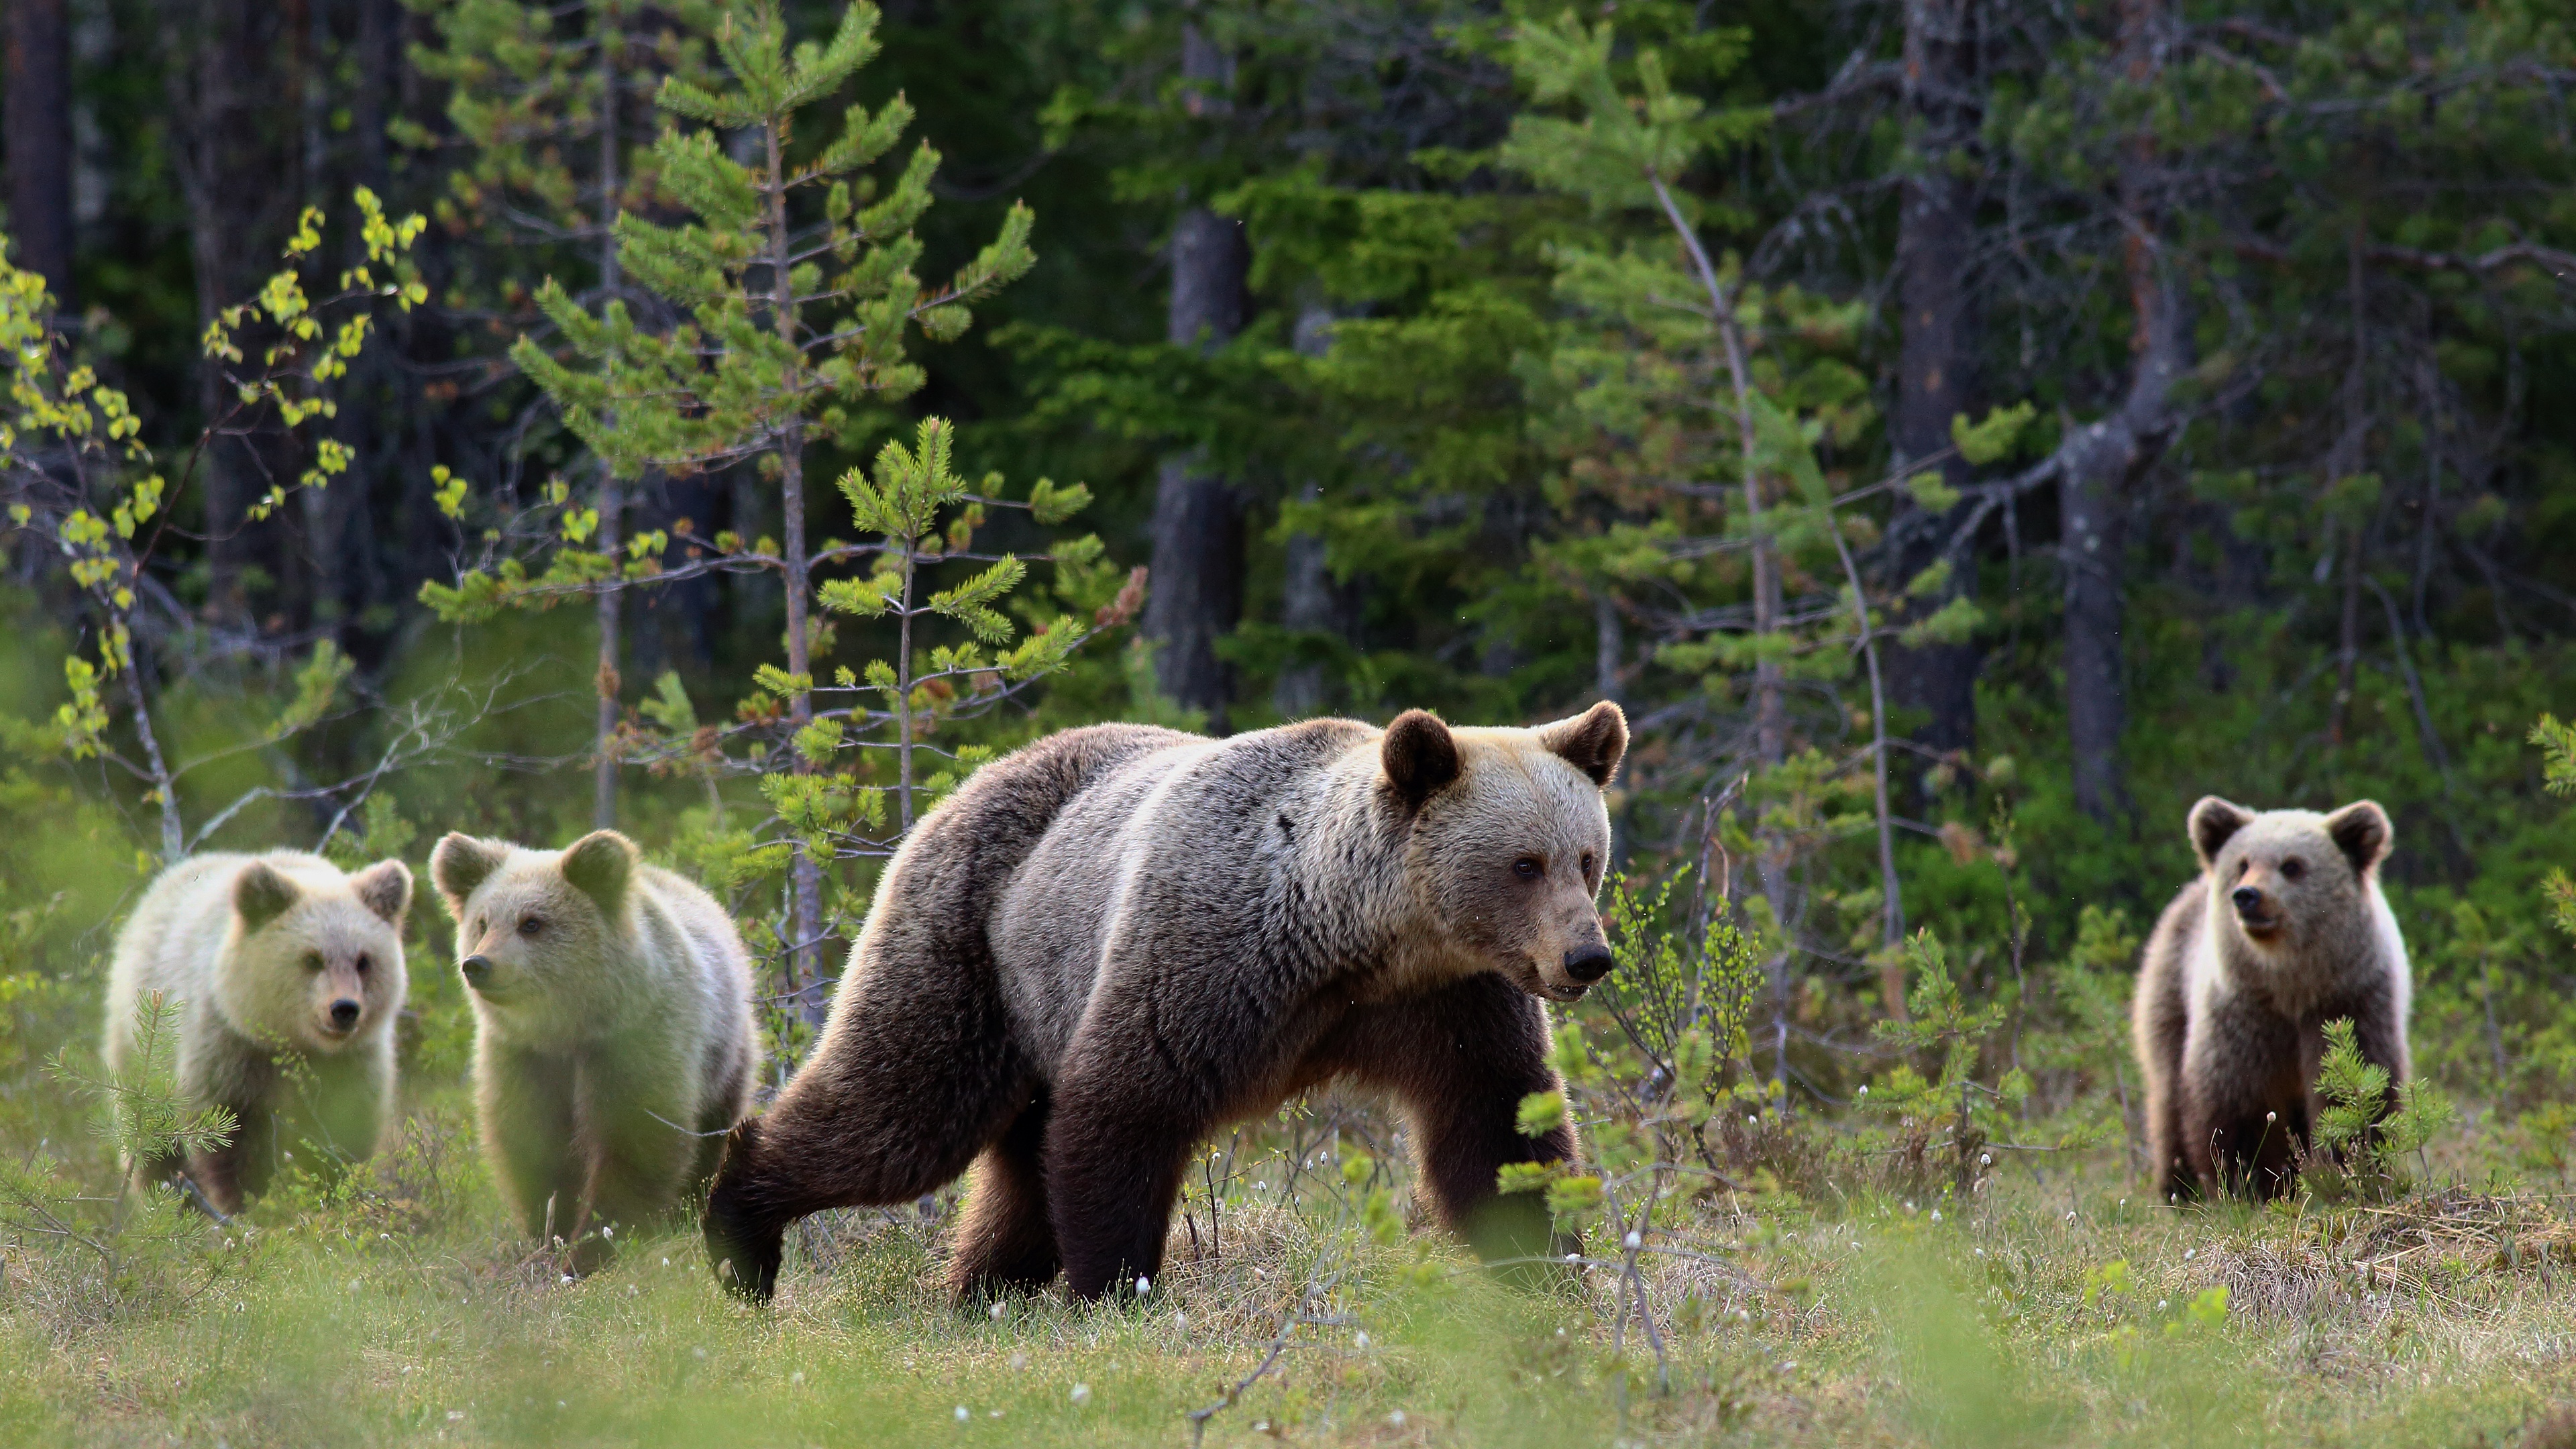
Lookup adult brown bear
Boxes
[704,704,1628,1301]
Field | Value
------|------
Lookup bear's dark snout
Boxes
[460,955,493,990]
[2230,886,2264,914]
[328,999,361,1031]
[1564,945,1615,983]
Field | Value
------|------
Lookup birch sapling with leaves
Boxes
[0,193,427,863]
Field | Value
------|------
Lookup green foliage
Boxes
[1,194,425,859]
[2536,715,2576,942]
[0,994,235,1314]
[502,1,1032,486]
[2309,1018,2459,1201]
[1862,930,2034,1195]
[1511,869,1769,1244]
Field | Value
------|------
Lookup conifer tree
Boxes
[1485,5,2019,1019]
[405,0,718,827]
[439,0,1050,1018]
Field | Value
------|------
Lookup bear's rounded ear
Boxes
[349,859,413,927]
[2323,800,2393,876]
[561,830,638,908]
[2188,796,2255,870]
[1538,700,1629,789]
[429,833,506,913]
[1381,710,1461,808]
[233,860,299,931]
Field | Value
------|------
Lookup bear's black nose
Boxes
[329,999,361,1031]
[2231,886,2263,914]
[460,955,493,989]
[1564,945,1615,983]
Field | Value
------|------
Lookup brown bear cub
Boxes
[431,830,758,1262]
[2132,796,2411,1201]
[704,703,1630,1303]
[105,852,413,1215]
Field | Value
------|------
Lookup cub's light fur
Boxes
[431,829,756,1256]
[705,702,1629,1303]
[104,851,413,1214]
[2132,796,2410,1200]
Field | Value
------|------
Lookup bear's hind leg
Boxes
[947,1095,1059,1301]
[704,970,1031,1301]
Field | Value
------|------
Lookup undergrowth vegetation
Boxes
[4,816,2575,1447]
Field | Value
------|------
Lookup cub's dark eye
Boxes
[2280,857,2306,881]
[303,951,324,973]
[470,918,485,938]
[1581,851,1597,877]
[519,916,543,937]
[1512,857,1544,881]
[354,954,372,974]
[2233,860,2249,880]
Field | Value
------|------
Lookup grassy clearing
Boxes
[5,1095,2576,1448]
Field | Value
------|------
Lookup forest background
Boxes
[3,0,2576,1444]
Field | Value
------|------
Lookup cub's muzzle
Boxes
[460,955,494,992]
[2229,885,2282,934]
[1564,945,1615,984]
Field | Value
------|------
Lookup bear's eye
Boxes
[302,951,324,973]
[353,953,371,975]
[1581,851,1597,878]
[1512,857,1544,881]
[518,916,543,937]
[2280,857,2306,881]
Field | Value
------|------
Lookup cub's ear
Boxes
[429,833,507,914]
[1537,700,1629,789]
[233,861,299,931]
[1381,710,1461,808]
[2188,796,2254,870]
[2323,800,2394,876]
[349,859,413,927]
[560,830,638,908]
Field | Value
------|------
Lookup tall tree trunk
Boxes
[2061,0,2187,824]
[5,0,76,309]
[1884,0,1983,763]
[1275,482,1336,720]
[764,112,826,1025]
[593,17,625,830]
[1145,17,1248,733]
[163,0,295,627]
[1274,303,1353,720]
[2327,232,2369,749]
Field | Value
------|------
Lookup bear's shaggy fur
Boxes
[2132,796,2410,1200]
[703,702,1629,1302]
[104,851,413,1214]
[431,830,757,1254]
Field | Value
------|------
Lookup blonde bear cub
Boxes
[104,851,413,1215]
[431,829,757,1258]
